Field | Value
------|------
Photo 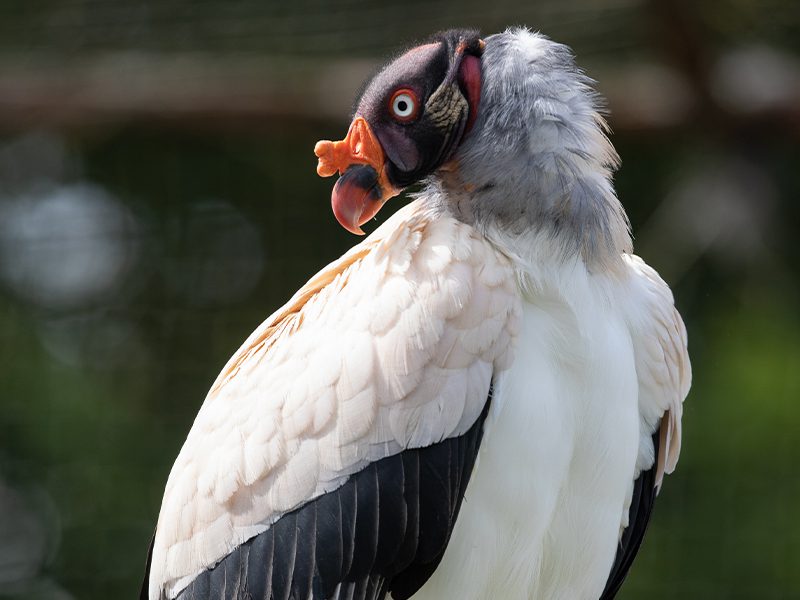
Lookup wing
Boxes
[146,201,520,599]
[599,431,659,600]
[175,391,492,600]
[623,253,691,488]
[601,255,691,598]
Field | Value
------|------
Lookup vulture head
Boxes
[315,27,631,267]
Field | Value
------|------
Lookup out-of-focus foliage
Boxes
[0,1,798,599]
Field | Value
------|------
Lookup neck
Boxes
[427,27,632,273]
[433,166,632,274]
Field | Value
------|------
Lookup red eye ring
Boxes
[388,88,420,123]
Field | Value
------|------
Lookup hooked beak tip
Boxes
[331,165,387,236]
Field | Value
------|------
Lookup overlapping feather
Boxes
[148,201,521,599]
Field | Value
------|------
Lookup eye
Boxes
[389,89,419,123]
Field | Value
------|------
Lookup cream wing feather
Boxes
[623,253,691,490]
[148,200,521,599]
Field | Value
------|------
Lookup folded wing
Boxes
[601,254,691,598]
[147,201,520,599]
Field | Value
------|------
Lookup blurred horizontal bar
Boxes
[0,49,798,135]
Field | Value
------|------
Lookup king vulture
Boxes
[142,27,691,600]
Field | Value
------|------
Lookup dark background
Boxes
[1,1,799,598]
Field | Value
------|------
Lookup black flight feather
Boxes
[159,388,492,600]
[600,430,661,600]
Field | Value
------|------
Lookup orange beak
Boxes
[314,117,400,235]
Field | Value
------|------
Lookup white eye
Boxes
[392,93,414,117]
[389,89,419,122]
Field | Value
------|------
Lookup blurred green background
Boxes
[1,0,799,598]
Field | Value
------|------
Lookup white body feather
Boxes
[414,251,653,600]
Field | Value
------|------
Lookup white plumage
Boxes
[146,27,691,600]
[413,248,688,600]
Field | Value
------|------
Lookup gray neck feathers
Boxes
[428,28,632,271]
